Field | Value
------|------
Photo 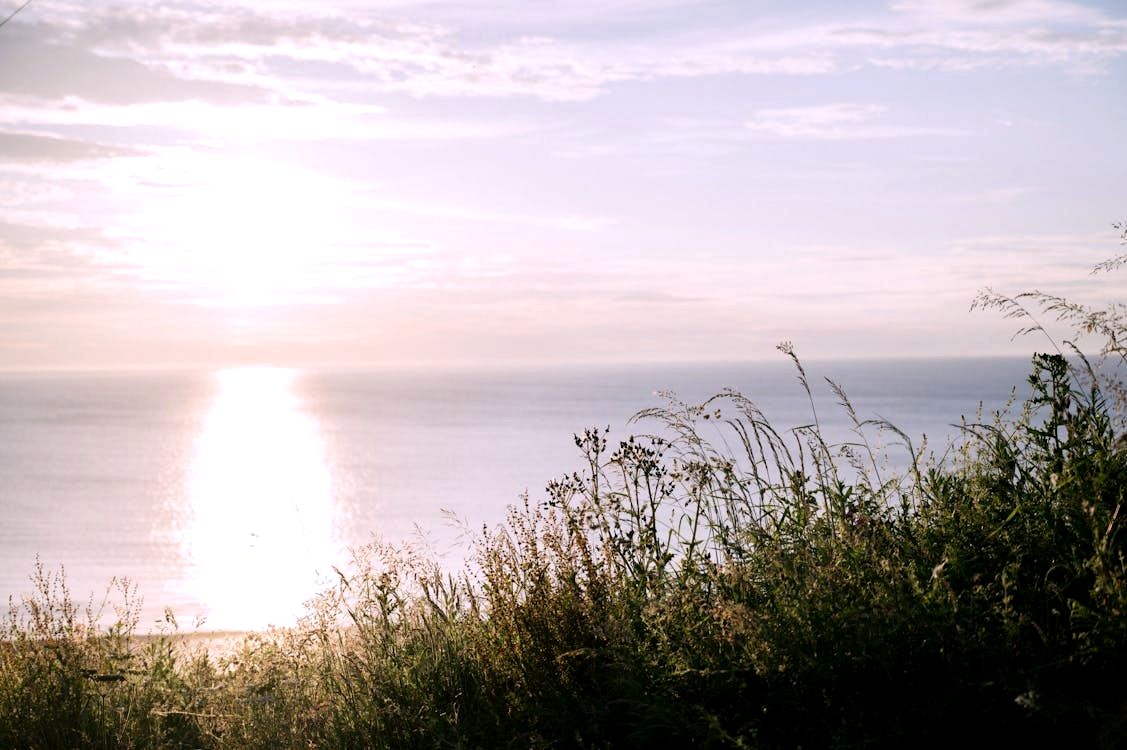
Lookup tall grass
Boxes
[3,227,1126,748]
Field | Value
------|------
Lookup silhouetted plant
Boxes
[2,223,1125,748]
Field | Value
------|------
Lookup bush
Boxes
[2,223,1125,747]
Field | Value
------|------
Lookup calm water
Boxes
[0,358,1035,631]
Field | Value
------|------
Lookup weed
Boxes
[3,224,1126,747]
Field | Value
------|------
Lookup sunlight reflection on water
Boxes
[179,367,341,630]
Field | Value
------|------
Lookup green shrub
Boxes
[3,223,1125,748]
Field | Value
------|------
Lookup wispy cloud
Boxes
[2,2,835,107]
[890,0,1104,25]
[952,186,1036,204]
[744,103,963,140]
[0,131,139,162]
[0,95,534,143]
[357,195,617,232]
[3,0,1123,118]
[946,231,1127,291]
[843,0,1127,73]
[0,0,1123,367]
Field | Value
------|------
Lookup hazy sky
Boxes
[1,0,1125,369]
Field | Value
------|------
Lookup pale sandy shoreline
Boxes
[134,630,251,659]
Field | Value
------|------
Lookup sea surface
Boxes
[0,357,1037,632]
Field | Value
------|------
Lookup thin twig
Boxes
[0,0,33,31]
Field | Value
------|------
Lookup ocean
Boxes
[0,357,1037,632]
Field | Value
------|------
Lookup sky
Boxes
[0,0,1125,370]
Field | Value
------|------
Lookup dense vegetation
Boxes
[3,228,1126,748]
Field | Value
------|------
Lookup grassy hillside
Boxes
[3,230,1126,748]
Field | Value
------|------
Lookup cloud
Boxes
[358,195,618,232]
[0,0,1121,122]
[0,131,140,162]
[858,26,1127,71]
[0,218,135,303]
[0,20,275,106]
[1,2,836,108]
[890,0,1102,25]
[952,186,1035,204]
[942,231,1127,297]
[744,103,963,140]
[837,1,1127,73]
[0,95,535,144]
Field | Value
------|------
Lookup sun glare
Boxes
[180,367,341,630]
[131,156,351,307]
